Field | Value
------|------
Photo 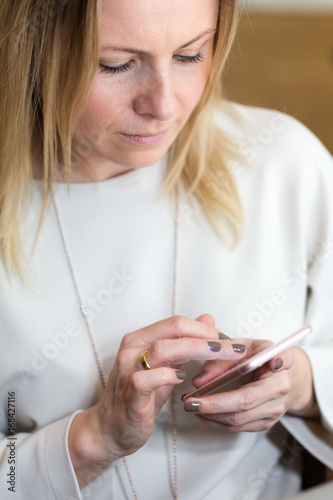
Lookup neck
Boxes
[32,149,135,183]
[32,132,139,182]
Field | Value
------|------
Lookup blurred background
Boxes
[223,0,333,153]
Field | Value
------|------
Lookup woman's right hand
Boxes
[68,314,246,488]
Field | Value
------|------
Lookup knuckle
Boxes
[209,398,222,414]
[280,378,292,395]
[169,315,187,334]
[239,391,258,411]
[120,331,138,349]
[262,419,274,431]
[130,371,145,393]
[117,349,130,366]
[150,339,166,362]
[223,425,238,433]
[120,333,131,348]
[186,337,199,352]
[224,412,244,426]
[274,403,287,418]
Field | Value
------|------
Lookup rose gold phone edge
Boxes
[183,325,312,400]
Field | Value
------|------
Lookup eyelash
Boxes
[99,61,134,75]
[99,52,205,75]
[176,52,205,64]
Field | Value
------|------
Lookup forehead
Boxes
[100,0,219,51]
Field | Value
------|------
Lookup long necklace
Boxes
[51,188,180,500]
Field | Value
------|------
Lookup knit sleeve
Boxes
[0,411,82,499]
[281,121,333,468]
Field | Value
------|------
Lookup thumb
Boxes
[195,313,216,327]
[268,348,295,372]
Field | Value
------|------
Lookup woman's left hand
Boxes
[183,338,319,432]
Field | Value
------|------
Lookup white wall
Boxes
[245,0,333,14]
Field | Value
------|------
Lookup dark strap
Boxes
[302,448,327,490]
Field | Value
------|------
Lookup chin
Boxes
[117,148,169,169]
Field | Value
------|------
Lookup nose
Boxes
[133,69,176,121]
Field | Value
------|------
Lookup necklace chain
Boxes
[52,189,180,500]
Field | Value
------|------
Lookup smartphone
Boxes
[183,325,312,400]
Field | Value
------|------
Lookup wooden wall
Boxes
[223,15,333,154]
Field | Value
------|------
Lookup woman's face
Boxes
[71,0,219,181]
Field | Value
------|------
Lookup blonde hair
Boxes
[0,0,242,280]
[165,0,242,240]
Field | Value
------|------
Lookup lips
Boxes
[119,129,168,146]
[126,131,166,136]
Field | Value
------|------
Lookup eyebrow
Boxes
[100,28,217,54]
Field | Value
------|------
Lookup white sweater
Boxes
[0,103,333,500]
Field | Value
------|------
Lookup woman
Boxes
[0,0,332,499]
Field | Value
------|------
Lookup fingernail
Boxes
[275,358,283,371]
[232,343,246,353]
[218,332,231,341]
[208,341,221,352]
[185,402,200,413]
[192,370,207,382]
[175,370,187,380]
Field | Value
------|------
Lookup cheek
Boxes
[76,80,129,134]
[179,67,211,113]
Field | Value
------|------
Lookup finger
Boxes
[268,348,295,372]
[191,339,259,387]
[195,315,233,344]
[199,398,286,427]
[191,337,287,388]
[143,337,246,369]
[191,358,240,387]
[127,367,186,416]
[195,414,280,433]
[195,313,216,327]
[127,315,221,347]
[184,374,290,415]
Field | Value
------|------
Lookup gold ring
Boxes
[140,350,152,370]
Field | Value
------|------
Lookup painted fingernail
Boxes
[208,341,221,352]
[232,343,246,353]
[192,370,207,382]
[275,358,283,371]
[185,402,200,413]
[218,332,231,341]
[175,370,187,380]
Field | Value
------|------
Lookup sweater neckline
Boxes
[32,156,168,194]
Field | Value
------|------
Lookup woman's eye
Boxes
[99,62,134,75]
[175,52,205,64]
[99,51,204,75]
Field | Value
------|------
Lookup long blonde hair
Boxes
[0,0,242,280]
